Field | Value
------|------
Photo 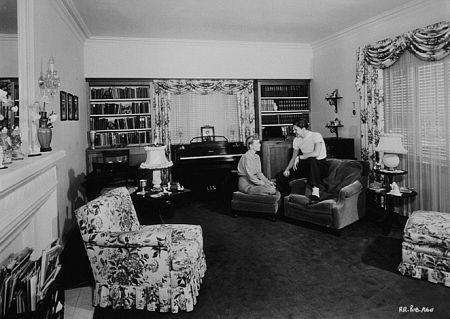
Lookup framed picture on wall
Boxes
[201,125,215,142]
[67,93,73,120]
[73,95,79,120]
[60,91,67,121]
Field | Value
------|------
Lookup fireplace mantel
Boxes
[0,150,65,261]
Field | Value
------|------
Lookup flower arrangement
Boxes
[37,96,58,128]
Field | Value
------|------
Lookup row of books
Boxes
[90,102,150,115]
[90,87,149,100]
[94,131,153,146]
[0,240,63,318]
[90,116,151,131]
[261,113,309,125]
[260,99,309,111]
[260,85,308,98]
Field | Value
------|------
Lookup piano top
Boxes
[172,139,246,162]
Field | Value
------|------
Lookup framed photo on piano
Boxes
[201,126,215,142]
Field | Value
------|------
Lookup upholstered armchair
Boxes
[74,187,206,313]
[284,159,369,230]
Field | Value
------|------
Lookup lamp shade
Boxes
[374,133,407,154]
[140,145,173,169]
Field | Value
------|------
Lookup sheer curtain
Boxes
[384,52,450,214]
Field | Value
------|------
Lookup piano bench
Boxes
[231,191,281,221]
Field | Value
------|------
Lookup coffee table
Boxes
[131,188,191,224]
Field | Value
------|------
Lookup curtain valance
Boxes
[360,21,450,70]
[355,21,449,173]
[154,79,253,95]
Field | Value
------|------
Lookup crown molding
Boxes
[0,34,18,41]
[311,0,431,49]
[86,36,312,51]
[51,0,91,43]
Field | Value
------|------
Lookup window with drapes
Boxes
[384,52,450,212]
[169,92,239,143]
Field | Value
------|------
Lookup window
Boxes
[169,92,239,143]
[384,51,450,212]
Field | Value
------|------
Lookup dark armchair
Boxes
[284,159,369,230]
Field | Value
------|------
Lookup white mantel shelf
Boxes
[0,151,65,195]
[0,150,65,261]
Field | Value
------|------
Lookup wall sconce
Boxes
[38,57,61,96]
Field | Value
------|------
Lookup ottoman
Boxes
[398,210,450,286]
[231,191,281,221]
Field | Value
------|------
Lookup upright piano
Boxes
[171,136,246,195]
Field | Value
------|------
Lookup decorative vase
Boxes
[37,116,52,152]
[89,130,96,149]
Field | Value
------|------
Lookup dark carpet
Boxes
[85,196,449,319]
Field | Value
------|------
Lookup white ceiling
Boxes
[2,0,418,43]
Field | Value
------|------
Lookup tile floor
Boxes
[64,286,94,319]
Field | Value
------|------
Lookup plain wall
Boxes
[85,38,313,79]
[33,0,88,242]
[311,0,450,158]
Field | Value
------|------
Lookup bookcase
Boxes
[256,80,310,140]
[88,80,153,148]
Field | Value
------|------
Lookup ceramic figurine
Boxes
[0,127,12,164]
[388,182,401,196]
[11,126,24,160]
[0,145,6,169]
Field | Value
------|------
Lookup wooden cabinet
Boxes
[256,80,310,140]
[88,80,153,148]
[261,140,292,179]
[324,137,355,159]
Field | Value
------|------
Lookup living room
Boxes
[0,0,449,318]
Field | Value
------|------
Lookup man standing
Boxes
[276,119,328,204]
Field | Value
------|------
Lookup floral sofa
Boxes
[398,210,450,287]
[74,187,207,313]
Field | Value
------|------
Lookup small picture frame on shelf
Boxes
[73,95,79,120]
[201,125,215,142]
[59,91,67,121]
[67,93,73,120]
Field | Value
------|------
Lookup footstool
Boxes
[231,191,281,221]
[398,210,450,287]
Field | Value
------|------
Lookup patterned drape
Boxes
[153,79,255,142]
[356,21,450,172]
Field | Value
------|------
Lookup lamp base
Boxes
[382,153,400,170]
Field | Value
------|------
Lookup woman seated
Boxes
[237,135,276,195]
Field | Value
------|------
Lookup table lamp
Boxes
[140,145,173,191]
[374,133,407,170]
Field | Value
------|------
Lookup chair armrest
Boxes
[81,225,173,247]
[288,178,308,194]
[337,180,362,202]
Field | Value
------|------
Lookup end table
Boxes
[369,168,417,235]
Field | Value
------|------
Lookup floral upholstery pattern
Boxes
[398,210,450,287]
[74,187,207,313]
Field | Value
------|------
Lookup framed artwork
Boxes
[201,125,215,142]
[67,93,73,120]
[59,91,67,121]
[73,95,79,120]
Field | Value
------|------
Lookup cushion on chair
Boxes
[232,191,281,204]
[403,210,450,247]
[398,210,450,287]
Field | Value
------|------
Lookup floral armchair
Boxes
[74,187,206,313]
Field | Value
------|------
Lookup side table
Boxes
[369,168,417,235]
[131,188,191,224]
